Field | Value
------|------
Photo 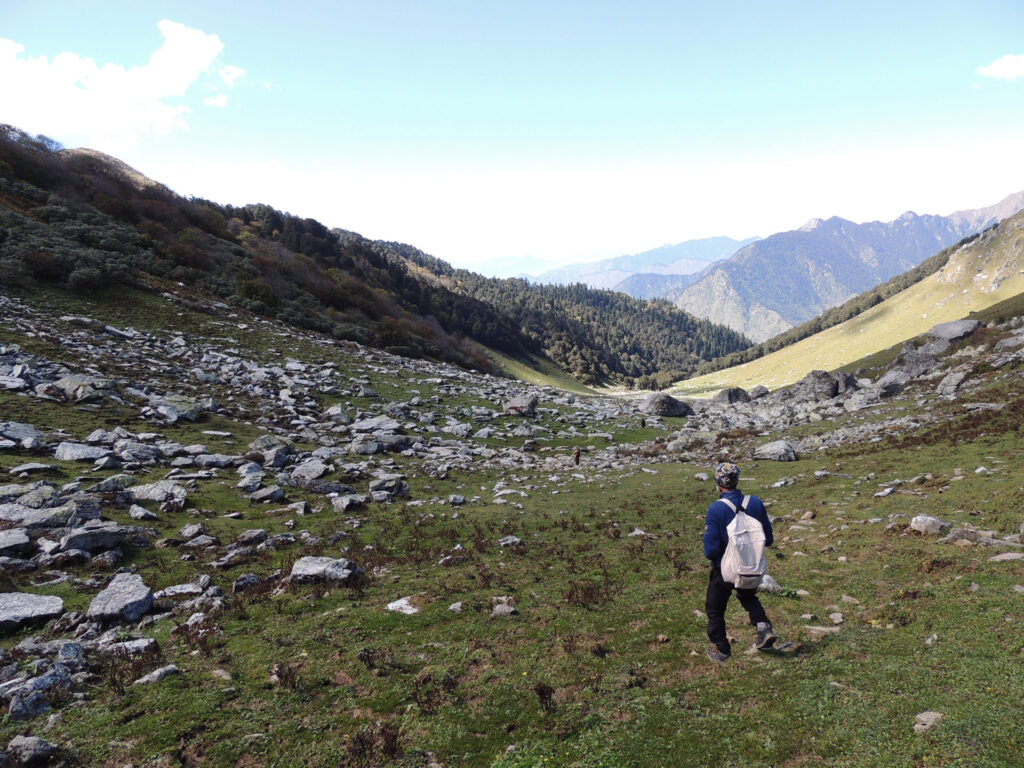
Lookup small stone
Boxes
[829,612,845,625]
[133,664,180,685]
[989,552,1024,563]
[913,711,944,733]
[386,597,418,615]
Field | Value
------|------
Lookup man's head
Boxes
[714,461,740,490]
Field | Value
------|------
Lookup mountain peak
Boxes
[799,218,824,231]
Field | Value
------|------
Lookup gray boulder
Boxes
[54,442,111,462]
[937,369,969,397]
[249,485,284,503]
[129,481,187,504]
[0,593,65,633]
[503,394,538,417]
[290,556,365,586]
[875,368,911,396]
[753,440,799,462]
[20,499,100,529]
[910,515,951,535]
[322,404,352,424]
[895,348,937,379]
[928,318,982,342]
[368,474,410,498]
[59,521,130,553]
[713,387,750,404]
[7,734,58,760]
[0,529,31,558]
[8,689,52,720]
[332,493,369,512]
[639,392,693,417]
[789,370,839,401]
[291,459,329,485]
[86,573,153,623]
[0,422,43,446]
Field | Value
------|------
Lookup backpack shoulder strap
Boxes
[741,495,751,512]
[719,498,737,513]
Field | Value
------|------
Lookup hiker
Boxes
[703,461,776,662]
[572,446,581,465]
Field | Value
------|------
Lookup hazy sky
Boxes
[3,1,1024,275]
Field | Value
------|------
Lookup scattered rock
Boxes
[86,573,153,623]
[289,556,365,586]
[913,710,944,734]
[0,593,65,633]
[7,734,58,762]
[133,664,180,686]
[639,392,692,417]
[386,597,419,615]
[910,515,950,536]
[753,440,799,462]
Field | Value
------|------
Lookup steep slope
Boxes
[676,207,1024,393]
[674,192,1024,342]
[531,236,757,290]
[0,124,749,386]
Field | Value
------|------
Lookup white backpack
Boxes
[719,496,767,589]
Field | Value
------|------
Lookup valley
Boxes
[1,281,1023,767]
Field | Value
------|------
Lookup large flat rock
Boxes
[87,573,153,623]
[290,556,365,586]
[0,592,65,633]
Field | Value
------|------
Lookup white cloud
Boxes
[204,94,228,108]
[978,52,1024,80]
[0,20,241,151]
[219,65,246,87]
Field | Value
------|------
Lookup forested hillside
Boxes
[0,125,750,385]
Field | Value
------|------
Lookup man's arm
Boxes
[703,503,726,562]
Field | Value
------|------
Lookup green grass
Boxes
[4,286,1024,766]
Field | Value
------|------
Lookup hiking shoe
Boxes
[707,648,731,664]
[755,622,776,650]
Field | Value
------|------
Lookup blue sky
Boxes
[3,1,1024,275]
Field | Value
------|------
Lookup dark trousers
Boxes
[705,566,770,653]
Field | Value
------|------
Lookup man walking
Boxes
[703,461,776,662]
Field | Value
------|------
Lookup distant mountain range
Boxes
[529,194,1024,344]
[529,236,759,291]
[681,203,1024,393]
[671,193,1024,342]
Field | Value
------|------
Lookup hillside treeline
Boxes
[389,243,749,385]
[693,232,984,375]
[0,124,749,384]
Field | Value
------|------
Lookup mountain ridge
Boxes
[673,192,1024,342]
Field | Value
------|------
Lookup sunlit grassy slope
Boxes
[674,211,1024,396]
[486,348,599,395]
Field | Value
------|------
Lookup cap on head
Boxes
[714,461,740,489]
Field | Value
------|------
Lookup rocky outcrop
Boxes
[639,392,693,417]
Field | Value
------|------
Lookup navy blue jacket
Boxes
[703,489,773,568]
